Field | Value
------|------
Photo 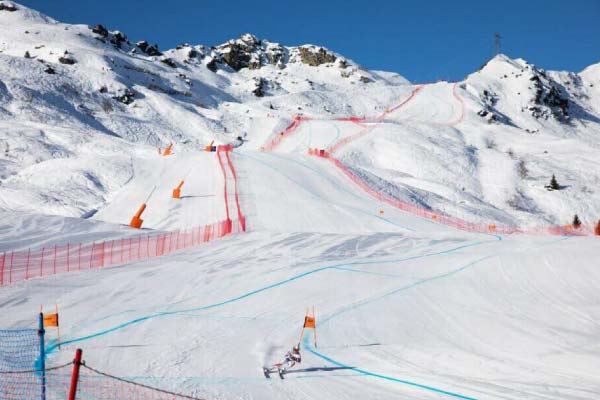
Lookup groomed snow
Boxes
[1,2,600,400]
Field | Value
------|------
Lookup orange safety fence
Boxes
[281,82,596,238]
[0,146,246,287]
[0,219,245,287]
[261,116,306,152]
[308,151,595,237]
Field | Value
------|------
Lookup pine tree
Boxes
[572,214,581,228]
[549,174,560,190]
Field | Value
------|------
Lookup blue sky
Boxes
[18,0,600,82]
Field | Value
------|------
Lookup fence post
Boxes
[68,349,83,400]
[100,242,105,267]
[89,243,94,269]
[9,251,14,284]
[0,252,4,286]
[110,240,114,265]
[25,248,31,280]
[53,246,57,275]
[38,313,46,400]
[39,247,45,278]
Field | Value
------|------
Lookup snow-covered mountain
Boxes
[3,3,600,400]
[0,0,599,227]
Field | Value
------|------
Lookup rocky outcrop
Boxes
[136,41,162,56]
[217,34,262,71]
[91,24,108,37]
[109,31,129,49]
[252,77,266,97]
[58,52,76,65]
[528,68,570,121]
[297,46,336,66]
[0,2,17,11]
[477,89,512,124]
[112,88,135,105]
[160,58,177,68]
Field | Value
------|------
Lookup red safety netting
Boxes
[261,116,306,152]
[0,362,204,400]
[1,147,247,287]
[0,219,245,286]
[72,364,203,400]
[311,151,596,236]
[264,79,597,238]
[0,366,71,400]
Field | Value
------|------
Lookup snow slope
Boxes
[1,2,599,226]
[1,2,600,400]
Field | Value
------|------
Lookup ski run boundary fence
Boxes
[0,348,205,400]
[264,82,599,237]
[0,146,246,287]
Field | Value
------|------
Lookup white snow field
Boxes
[1,2,600,400]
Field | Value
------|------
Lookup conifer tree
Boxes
[572,214,581,228]
[549,174,560,190]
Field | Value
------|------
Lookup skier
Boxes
[263,344,301,378]
[280,344,301,373]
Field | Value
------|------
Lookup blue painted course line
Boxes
[320,255,495,326]
[48,239,495,353]
[301,257,497,400]
[305,335,477,400]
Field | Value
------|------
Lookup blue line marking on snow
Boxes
[320,255,495,325]
[48,239,495,353]
[304,335,476,400]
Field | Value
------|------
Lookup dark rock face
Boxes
[359,75,373,83]
[298,46,336,66]
[529,68,570,121]
[206,58,218,72]
[112,88,135,105]
[44,66,56,74]
[478,89,512,125]
[252,77,267,97]
[110,31,128,49]
[91,24,108,37]
[216,34,287,71]
[160,58,177,68]
[265,47,286,66]
[219,42,255,71]
[0,2,18,11]
[58,55,76,65]
[136,40,162,56]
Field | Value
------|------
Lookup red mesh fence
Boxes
[0,219,245,286]
[1,147,247,287]
[261,79,596,237]
[315,152,595,236]
[261,116,306,152]
[0,365,71,400]
[0,362,204,400]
